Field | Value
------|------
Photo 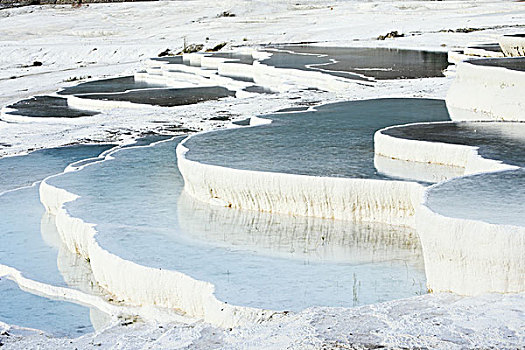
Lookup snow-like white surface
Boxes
[2,292,524,349]
[2,0,524,157]
[446,60,525,121]
[2,0,525,347]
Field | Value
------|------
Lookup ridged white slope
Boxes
[446,60,525,121]
[499,35,525,57]
[177,136,425,228]
[251,61,355,93]
[416,189,525,295]
[147,51,356,93]
[374,122,518,179]
[447,48,503,66]
[39,150,276,329]
[463,46,504,59]
[218,62,256,81]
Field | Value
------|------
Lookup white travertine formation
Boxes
[374,154,464,183]
[218,62,256,81]
[200,56,229,70]
[374,121,524,294]
[67,95,153,110]
[176,137,425,228]
[448,47,503,65]
[179,116,524,296]
[463,46,504,59]
[499,35,525,57]
[251,61,355,92]
[39,168,275,328]
[134,72,253,97]
[416,195,525,295]
[446,60,525,121]
[182,53,204,66]
[146,53,356,93]
[374,122,517,177]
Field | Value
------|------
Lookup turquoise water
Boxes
[0,144,112,193]
[49,138,426,312]
[185,98,450,180]
[0,279,95,337]
[0,145,113,336]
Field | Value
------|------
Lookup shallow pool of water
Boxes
[151,56,184,64]
[77,86,236,107]
[0,144,113,194]
[0,145,113,336]
[426,169,525,227]
[0,145,112,287]
[185,98,450,180]
[57,76,167,95]
[383,121,525,167]
[263,46,449,80]
[468,43,502,53]
[5,96,98,118]
[49,138,427,312]
[209,52,255,65]
[0,279,97,337]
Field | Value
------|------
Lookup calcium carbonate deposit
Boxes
[1,1,524,348]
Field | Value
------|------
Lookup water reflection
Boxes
[50,138,427,311]
[178,192,424,265]
[469,57,525,72]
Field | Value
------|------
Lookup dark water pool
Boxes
[262,46,449,80]
[76,86,236,107]
[5,96,98,118]
[57,76,166,95]
[469,57,525,72]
